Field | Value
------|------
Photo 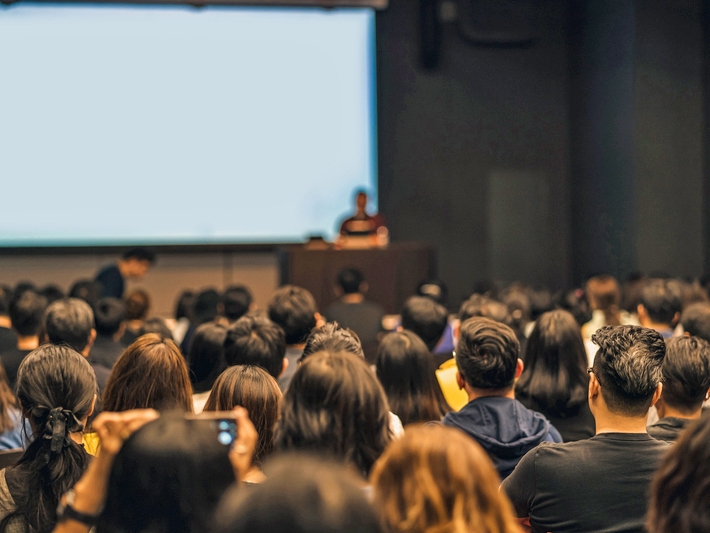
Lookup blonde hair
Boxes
[371,425,520,533]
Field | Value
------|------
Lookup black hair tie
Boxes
[42,407,84,454]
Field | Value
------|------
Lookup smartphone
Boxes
[185,411,238,447]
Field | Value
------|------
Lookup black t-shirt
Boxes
[647,417,692,443]
[517,395,596,442]
[502,432,670,533]
[0,328,17,354]
[95,263,125,299]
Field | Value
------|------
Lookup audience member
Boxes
[171,290,195,345]
[554,287,592,327]
[400,296,448,362]
[582,274,623,340]
[679,301,710,342]
[68,280,102,310]
[180,288,220,354]
[371,425,521,533]
[89,297,126,369]
[102,334,193,412]
[188,323,228,412]
[223,314,287,381]
[94,247,155,299]
[138,316,174,340]
[515,309,595,441]
[0,360,23,450]
[301,321,364,361]
[638,278,683,338]
[120,289,151,346]
[499,284,532,342]
[442,317,561,480]
[502,325,668,533]
[0,287,17,354]
[267,285,320,391]
[376,331,450,425]
[220,285,253,324]
[458,293,511,325]
[37,285,64,306]
[647,336,710,442]
[2,290,47,388]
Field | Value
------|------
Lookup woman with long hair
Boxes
[515,309,594,441]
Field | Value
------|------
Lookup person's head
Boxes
[417,279,448,306]
[277,350,391,476]
[119,247,156,279]
[680,302,710,342]
[376,331,450,425]
[499,285,532,337]
[138,317,174,340]
[586,274,621,325]
[193,288,220,325]
[9,289,47,337]
[455,317,521,392]
[103,334,193,412]
[647,412,710,533]
[68,279,102,309]
[221,285,253,322]
[515,309,589,416]
[15,345,97,533]
[99,414,234,533]
[39,285,64,306]
[355,190,368,212]
[267,285,318,345]
[204,365,281,465]
[301,322,364,362]
[371,425,520,533]
[214,454,382,533]
[400,296,448,351]
[458,294,511,325]
[638,278,683,328]
[124,289,151,322]
[174,290,195,321]
[223,314,286,379]
[656,336,710,416]
[43,298,95,354]
[590,325,665,417]
[554,287,592,326]
[94,297,126,338]
[188,323,228,392]
[336,268,366,295]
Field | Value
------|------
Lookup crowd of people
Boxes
[0,249,708,532]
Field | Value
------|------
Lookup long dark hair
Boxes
[187,323,227,393]
[515,309,589,417]
[6,345,96,533]
[376,331,450,425]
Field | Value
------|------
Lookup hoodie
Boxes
[442,396,562,480]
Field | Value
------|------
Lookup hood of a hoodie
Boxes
[443,396,558,479]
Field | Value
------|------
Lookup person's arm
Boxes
[500,448,538,532]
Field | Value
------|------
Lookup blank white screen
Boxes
[0,3,376,245]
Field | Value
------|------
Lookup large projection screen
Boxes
[0,3,377,246]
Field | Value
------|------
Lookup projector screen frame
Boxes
[1,0,388,8]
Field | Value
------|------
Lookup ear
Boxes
[515,358,524,379]
[334,286,343,298]
[396,325,403,332]
[315,313,325,329]
[84,329,97,355]
[87,394,97,419]
[637,304,647,321]
[456,370,466,390]
[588,372,601,402]
[649,382,663,408]
[280,357,289,378]
[671,312,680,327]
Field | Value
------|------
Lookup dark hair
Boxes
[188,323,228,393]
[138,317,174,340]
[38,285,64,306]
[174,290,195,321]
[400,296,448,351]
[9,290,47,337]
[591,325,665,416]
[586,274,622,326]
[276,350,391,476]
[8,345,96,533]
[647,412,710,533]
[301,322,364,361]
[680,302,710,342]
[121,247,156,264]
[458,294,511,326]
[102,334,193,412]
[0,360,18,434]
[204,365,281,465]
[659,336,710,413]
[456,317,520,390]
[223,314,286,379]
[124,289,150,321]
[554,288,592,326]
[640,278,683,326]
[221,285,253,321]
[337,268,365,295]
[94,298,126,337]
[193,289,220,325]
[515,310,589,417]
[214,454,382,533]
[68,279,102,309]
[499,286,532,337]
[416,279,448,306]
[267,285,318,345]
[0,286,10,317]
[98,415,233,533]
[376,331,450,425]
[43,298,94,353]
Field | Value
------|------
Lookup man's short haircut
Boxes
[39,285,65,306]
[224,314,286,378]
[660,336,710,414]
[9,290,47,337]
[458,294,511,326]
[456,317,520,390]
[640,278,683,325]
[69,279,103,309]
[680,302,710,343]
[267,285,318,345]
[44,297,94,352]
[94,298,126,337]
[122,247,156,264]
[138,317,174,340]
[301,322,364,362]
[591,325,666,417]
[401,296,448,351]
[221,286,253,322]
[337,268,365,295]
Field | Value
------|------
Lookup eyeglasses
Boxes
[587,367,602,387]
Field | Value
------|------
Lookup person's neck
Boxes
[656,402,702,421]
[639,318,672,332]
[467,386,515,402]
[289,343,306,351]
[593,410,649,434]
[17,336,39,351]
[341,293,365,304]
[0,317,10,329]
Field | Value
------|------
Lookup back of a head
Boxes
[591,325,666,416]
[416,279,448,306]
[586,275,621,325]
[680,302,710,342]
[640,278,683,326]
[44,298,94,353]
[122,247,156,264]
[39,285,65,306]
[138,317,174,340]
[458,294,511,326]
[371,424,520,533]
[400,296,448,351]
[193,288,220,325]
[94,298,126,337]
[223,314,286,379]
[456,317,520,390]
[124,289,151,321]
[337,268,365,295]
[9,290,47,337]
[69,279,103,309]
[277,350,390,476]
[301,322,364,361]
[499,285,532,335]
[174,290,195,321]
[221,285,253,321]
[659,336,710,414]
[188,322,228,391]
[100,415,233,533]
[214,454,381,533]
[267,285,318,345]
[648,413,710,533]
[103,334,193,412]
[555,288,592,327]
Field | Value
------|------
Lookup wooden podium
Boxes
[278,243,437,314]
